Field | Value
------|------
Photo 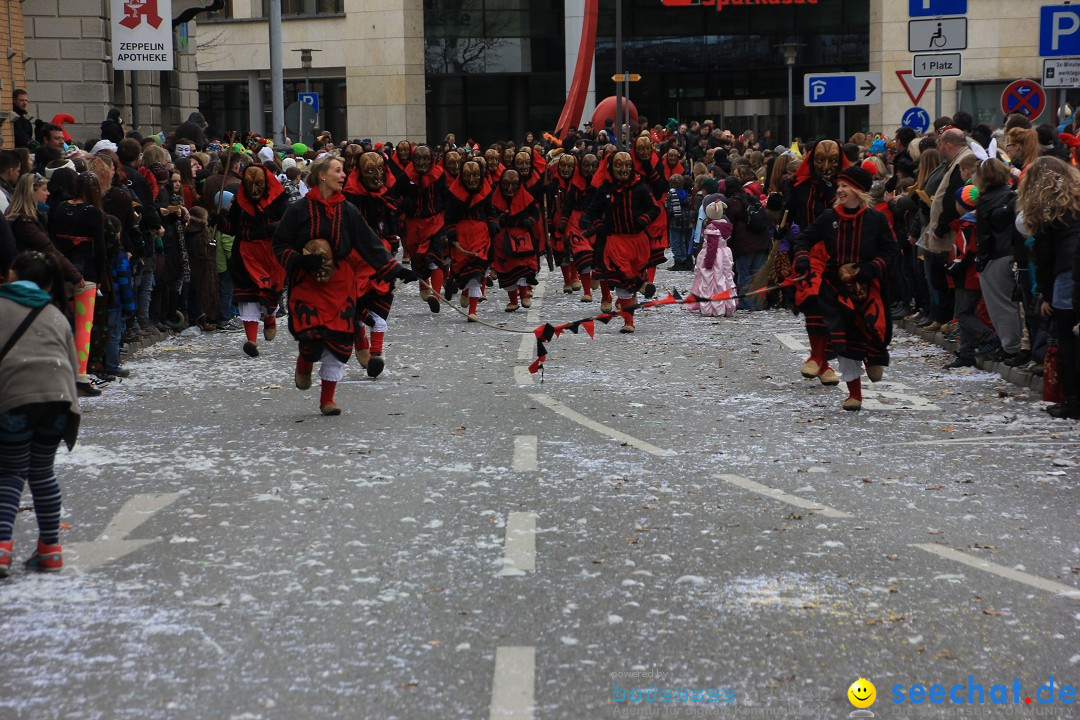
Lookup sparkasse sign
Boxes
[111,0,174,71]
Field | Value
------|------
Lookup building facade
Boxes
[197,0,1056,146]
[20,0,201,147]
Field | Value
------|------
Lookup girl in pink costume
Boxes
[687,200,737,317]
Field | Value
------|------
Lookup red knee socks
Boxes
[569,265,579,282]
[355,326,369,353]
[264,314,276,330]
[846,378,862,401]
[601,282,613,303]
[243,321,259,343]
[370,330,385,355]
[320,380,337,406]
[580,271,591,290]
[429,267,445,296]
[808,334,828,367]
[508,289,519,304]
[468,297,478,315]
[296,356,314,375]
[647,266,656,283]
[561,265,572,284]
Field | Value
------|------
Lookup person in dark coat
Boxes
[173,112,209,150]
[100,109,125,144]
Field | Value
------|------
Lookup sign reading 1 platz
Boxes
[803,72,882,107]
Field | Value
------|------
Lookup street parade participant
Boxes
[513,148,549,307]
[386,141,412,186]
[559,153,599,303]
[583,151,660,333]
[661,147,686,182]
[393,145,446,312]
[445,159,495,322]
[552,153,582,294]
[490,169,539,313]
[443,150,462,181]
[484,148,504,184]
[225,163,287,357]
[632,135,670,284]
[793,165,899,412]
[273,156,417,416]
[785,139,846,386]
[344,151,401,378]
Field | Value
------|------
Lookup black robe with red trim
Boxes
[582,174,659,290]
[273,190,400,362]
[633,152,670,267]
[560,170,597,274]
[445,176,497,286]
[491,188,540,288]
[794,205,899,364]
[225,172,288,308]
[344,181,400,320]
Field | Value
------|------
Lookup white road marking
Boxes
[514,365,535,385]
[512,435,539,472]
[499,512,538,576]
[66,493,181,574]
[528,392,677,457]
[490,646,536,720]
[913,544,1080,599]
[775,333,809,352]
[718,474,851,518]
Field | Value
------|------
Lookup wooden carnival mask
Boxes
[634,136,653,163]
[813,140,841,181]
[500,169,520,199]
[444,150,462,178]
[243,165,267,200]
[412,146,433,175]
[358,152,385,192]
[513,151,532,177]
[462,160,483,191]
[557,153,576,180]
[612,152,634,183]
[580,153,598,179]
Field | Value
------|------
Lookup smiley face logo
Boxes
[848,678,876,708]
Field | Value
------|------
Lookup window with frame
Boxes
[259,0,344,15]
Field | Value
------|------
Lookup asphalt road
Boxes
[1,263,1078,720]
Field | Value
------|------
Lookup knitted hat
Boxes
[705,199,727,221]
[837,166,872,192]
[956,184,979,210]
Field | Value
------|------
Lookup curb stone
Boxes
[899,318,1044,395]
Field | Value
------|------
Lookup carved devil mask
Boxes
[444,151,461,178]
[666,149,680,167]
[485,149,500,175]
[813,140,840,182]
[634,137,653,163]
[557,154,576,180]
[612,152,634,183]
[396,141,412,165]
[358,152,385,192]
[580,154,598,179]
[243,166,266,200]
[513,151,532,177]
[413,146,432,175]
[462,161,482,192]
[500,169,520,199]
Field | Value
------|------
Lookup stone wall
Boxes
[24,0,201,146]
[0,0,28,148]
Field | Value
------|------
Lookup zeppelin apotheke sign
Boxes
[111,0,174,71]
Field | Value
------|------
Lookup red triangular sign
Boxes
[896,70,931,106]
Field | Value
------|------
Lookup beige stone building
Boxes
[20,0,203,146]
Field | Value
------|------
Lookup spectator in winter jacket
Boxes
[8,89,33,149]
[664,174,693,271]
[173,112,209,151]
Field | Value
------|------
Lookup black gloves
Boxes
[394,265,419,283]
[296,253,324,272]
[793,256,810,276]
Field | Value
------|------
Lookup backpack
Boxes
[743,193,769,233]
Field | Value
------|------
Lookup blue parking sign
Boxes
[1041,5,1080,57]
[909,0,967,17]
[298,92,319,114]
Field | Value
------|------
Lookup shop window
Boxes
[257,0,344,16]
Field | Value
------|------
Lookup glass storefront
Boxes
[425,0,870,145]
[198,78,347,143]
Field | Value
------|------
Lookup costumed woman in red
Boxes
[793,166,899,412]
[582,151,660,333]
[551,153,584,295]
[783,140,847,386]
[491,170,540,313]
[512,149,549,307]
[225,164,288,358]
[343,151,401,378]
[393,145,445,312]
[445,160,496,322]
[273,156,418,415]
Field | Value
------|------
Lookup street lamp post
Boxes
[292,47,320,144]
[780,43,799,147]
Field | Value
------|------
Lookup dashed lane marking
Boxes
[775,332,810,353]
[913,544,1080,599]
[66,492,182,574]
[498,512,538,576]
[528,392,677,457]
[718,474,852,518]
[512,435,539,472]
[490,646,536,719]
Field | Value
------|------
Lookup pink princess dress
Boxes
[687,217,737,317]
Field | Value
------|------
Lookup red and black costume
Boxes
[394,156,448,298]
[632,145,670,277]
[445,175,496,290]
[558,161,598,301]
[491,182,540,309]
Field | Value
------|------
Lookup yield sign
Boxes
[896,70,932,106]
